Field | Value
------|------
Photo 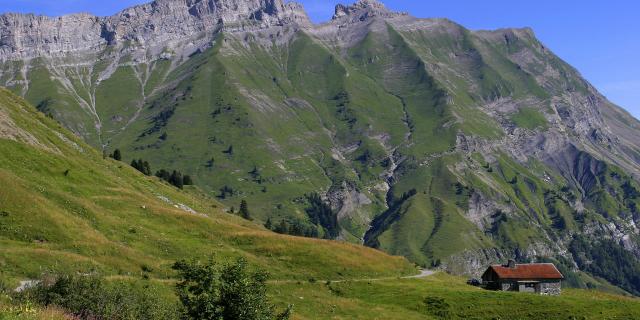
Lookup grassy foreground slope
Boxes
[0,87,413,285]
[2,88,640,319]
[270,273,640,319]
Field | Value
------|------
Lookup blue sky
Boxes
[1,0,638,119]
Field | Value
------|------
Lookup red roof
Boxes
[487,263,564,280]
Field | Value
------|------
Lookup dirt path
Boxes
[268,269,436,284]
[19,270,436,291]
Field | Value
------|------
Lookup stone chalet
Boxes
[481,260,564,295]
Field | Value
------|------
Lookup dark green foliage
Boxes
[544,191,570,231]
[145,106,176,136]
[131,159,152,176]
[110,149,122,161]
[218,185,234,199]
[18,273,177,320]
[305,193,338,239]
[489,210,508,235]
[239,200,252,220]
[622,180,640,199]
[183,175,194,186]
[274,219,289,234]
[35,97,53,115]
[536,256,586,289]
[155,169,188,189]
[269,218,320,238]
[249,166,262,183]
[170,171,184,189]
[364,188,419,249]
[206,157,215,168]
[423,296,451,319]
[570,236,640,295]
[223,145,234,155]
[333,91,357,128]
[156,169,171,182]
[172,258,291,320]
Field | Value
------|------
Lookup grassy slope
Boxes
[270,273,640,320]
[2,83,640,319]
[2,20,639,297]
[0,87,414,286]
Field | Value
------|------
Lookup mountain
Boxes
[1,0,640,293]
[0,86,412,281]
[3,87,640,320]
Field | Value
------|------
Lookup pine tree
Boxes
[183,175,193,185]
[275,220,289,234]
[264,218,273,230]
[239,200,251,220]
[112,149,122,161]
[143,161,151,176]
[156,169,171,182]
[170,170,184,189]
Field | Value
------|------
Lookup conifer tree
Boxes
[143,161,151,176]
[239,200,251,220]
[170,170,184,189]
[112,149,122,161]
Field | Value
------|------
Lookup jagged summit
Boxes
[332,0,407,21]
[0,0,310,60]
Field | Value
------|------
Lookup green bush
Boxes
[173,257,291,320]
[17,273,177,320]
[423,296,451,319]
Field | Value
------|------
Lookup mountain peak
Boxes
[332,0,406,20]
[0,0,310,60]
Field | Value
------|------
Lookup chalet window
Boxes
[525,283,536,288]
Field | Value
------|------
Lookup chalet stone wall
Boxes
[501,282,515,291]
[540,281,561,295]
[496,280,561,295]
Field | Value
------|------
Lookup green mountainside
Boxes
[2,0,640,296]
[2,86,640,320]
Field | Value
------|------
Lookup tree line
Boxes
[109,149,193,189]
[264,193,338,240]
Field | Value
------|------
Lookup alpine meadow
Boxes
[1,0,640,319]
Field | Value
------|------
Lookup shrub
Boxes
[17,273,177,320]
[423,296,451,319]
[173,258,291,320]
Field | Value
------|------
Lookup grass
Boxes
[1,82,640,318]
[268,273,640,319]
[0,87,415,288]
[1,19,640,304]
[510,107,549,130]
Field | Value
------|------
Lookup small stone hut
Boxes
[481,260,564,295]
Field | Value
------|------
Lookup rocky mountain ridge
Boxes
[0,0,309,60]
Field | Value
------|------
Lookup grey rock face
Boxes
[332,0,407,21]
[0,0,310,60]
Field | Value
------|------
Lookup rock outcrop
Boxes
[0,0,310,60]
